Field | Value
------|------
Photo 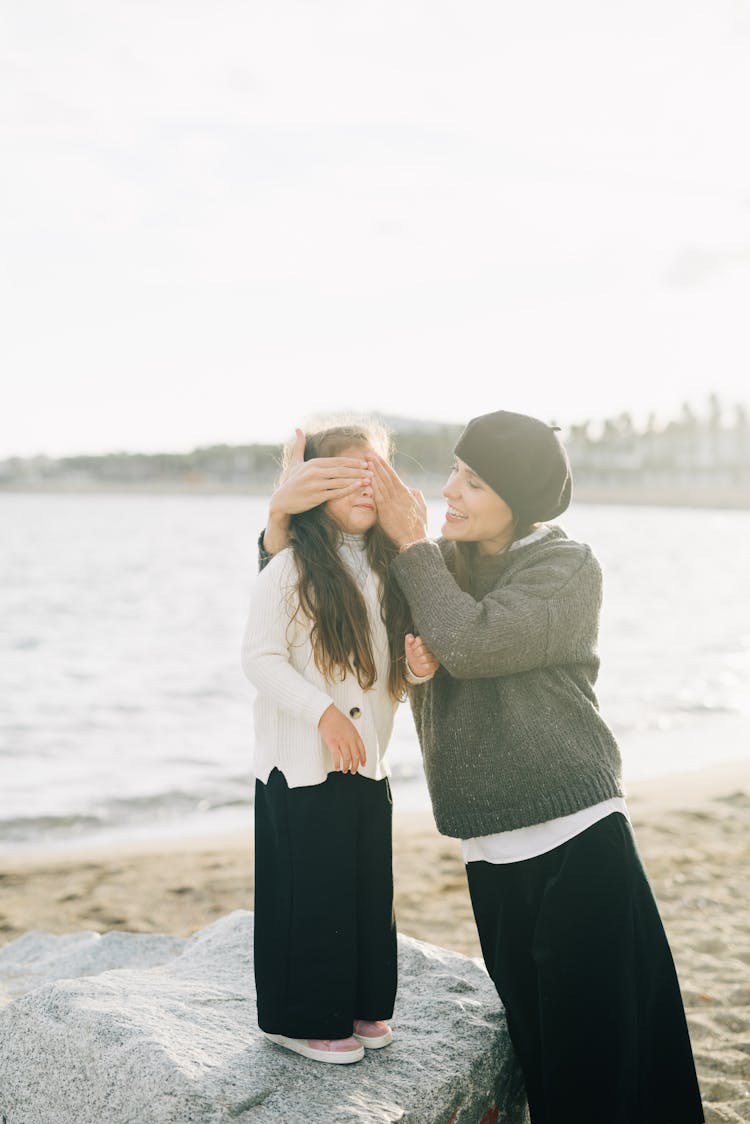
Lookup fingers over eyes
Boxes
[315,458,369,473]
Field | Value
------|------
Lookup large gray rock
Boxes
[0,911,528,1124]
[0,928,185,1006]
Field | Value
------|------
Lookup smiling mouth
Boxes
[445,506,468,521]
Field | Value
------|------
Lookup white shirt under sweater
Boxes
[243,533,424,788]
[460,524,628,864]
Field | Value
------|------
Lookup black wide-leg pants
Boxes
[253,767,397,1040]
[466,813,704,1124]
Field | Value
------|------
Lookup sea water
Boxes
[1,493,749,852]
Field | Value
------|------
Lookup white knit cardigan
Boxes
[242,546,421,788]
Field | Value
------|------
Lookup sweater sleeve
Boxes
[258,529,272,572]
[390,540,599,679]
[241,550,334,727]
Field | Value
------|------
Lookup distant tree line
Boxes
[563,393,749,483]
[0,421,466,491]
[1,397,749,504]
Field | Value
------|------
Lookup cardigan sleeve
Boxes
[405,664,435,686]
[390,539,600,679]
[241,550,333,727]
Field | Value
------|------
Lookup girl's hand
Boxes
[318,704,368,773]
[263,429,373,554]
[405,633,440,678]
[367,454,429,548]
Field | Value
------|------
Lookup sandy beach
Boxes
[1,761,748,1123]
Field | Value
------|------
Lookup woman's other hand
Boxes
[318,704,368,773]
[263,429,373,554]
[405,633,440,678]
[367,454,429,549]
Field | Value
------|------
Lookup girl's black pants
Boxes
[253,767,397,1040]
[466,812,704,1124]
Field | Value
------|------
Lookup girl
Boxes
[262,410,704,1121]
[242,420,436,1065]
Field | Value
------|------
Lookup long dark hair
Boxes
[281,421,413,701]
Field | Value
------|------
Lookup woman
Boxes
[258,410,704,1123]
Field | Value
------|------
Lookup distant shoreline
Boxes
[2,481,750,510]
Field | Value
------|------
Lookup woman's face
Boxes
[324,444,378,533]
[442,456,515,554]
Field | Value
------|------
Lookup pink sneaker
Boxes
[353,1019,393,1049]
[263,1032,364,1064]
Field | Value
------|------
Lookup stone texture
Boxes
[0,911,528,1124]
[0,928,184,1006]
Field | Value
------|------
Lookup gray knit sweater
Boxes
[391,527,624,838]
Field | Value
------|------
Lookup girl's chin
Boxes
[441,520,466,539]
[343,515,377,533]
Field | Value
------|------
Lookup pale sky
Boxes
[2,0,749,457]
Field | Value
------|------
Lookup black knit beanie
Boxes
[453,410,572,526]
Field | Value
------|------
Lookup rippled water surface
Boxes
[2,494,749,850]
